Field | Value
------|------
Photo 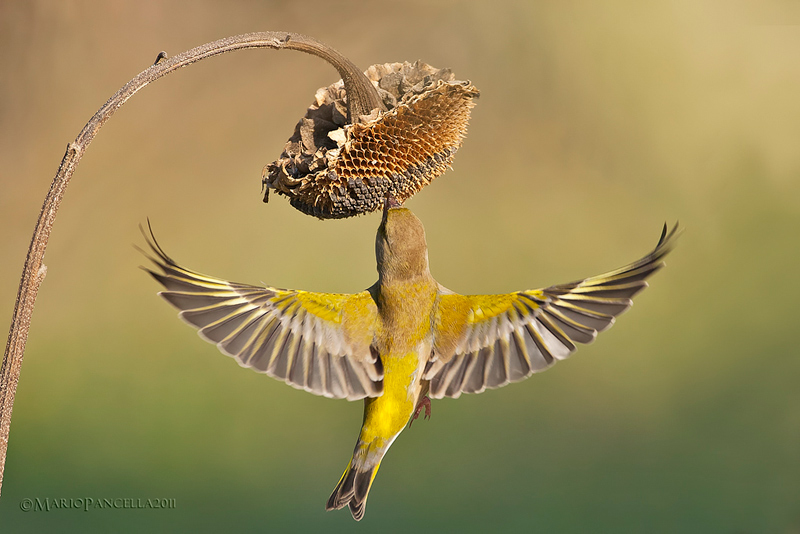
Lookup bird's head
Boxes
[375,196,430,282]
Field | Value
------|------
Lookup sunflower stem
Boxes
[0,31,379,499]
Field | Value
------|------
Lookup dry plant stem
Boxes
[0,31,382,499]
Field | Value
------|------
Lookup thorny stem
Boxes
[0,31,384,498]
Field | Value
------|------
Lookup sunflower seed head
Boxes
[263,61,479,219]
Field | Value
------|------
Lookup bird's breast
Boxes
[357,277,436,443]
[375,277,437,352]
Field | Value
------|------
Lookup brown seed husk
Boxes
[263,61,480,219]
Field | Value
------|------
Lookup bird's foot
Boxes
[409,395,431,427]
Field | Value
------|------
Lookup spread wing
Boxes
[426,223,679,399]
[140,226,382,401]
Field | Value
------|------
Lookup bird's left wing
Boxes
[140,228,382,401]
[426,224,679,399]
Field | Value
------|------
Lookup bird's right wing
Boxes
[140,227,382,401]
[426,224,679,399]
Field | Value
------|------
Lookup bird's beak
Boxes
[381,194,403,227]
[384,194,402,212]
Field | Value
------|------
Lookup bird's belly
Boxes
[359,351,423,445]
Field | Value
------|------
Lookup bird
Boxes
[140,197,678,521]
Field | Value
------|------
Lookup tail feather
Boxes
[327,396,408,520]
[326,458,380,521]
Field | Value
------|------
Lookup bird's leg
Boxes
[409,395,431,427]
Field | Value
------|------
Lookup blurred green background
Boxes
[1,1,799,532]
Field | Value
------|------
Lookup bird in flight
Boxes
[141,198,677,520]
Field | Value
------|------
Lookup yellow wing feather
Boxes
[140,226,382,401]
[427,223,679,398]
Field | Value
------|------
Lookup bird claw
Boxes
[409,395,431,427]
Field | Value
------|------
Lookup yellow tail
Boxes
[325,439,390,521]
[327,377,418,520]
[325,456,382,521]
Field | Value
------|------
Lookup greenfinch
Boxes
[142,198,677,520]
